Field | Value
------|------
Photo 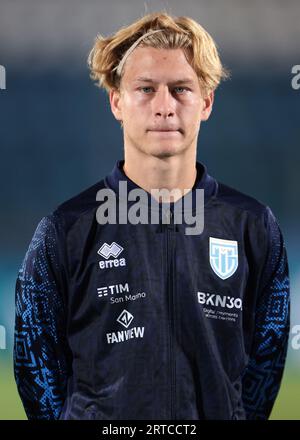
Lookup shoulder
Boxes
[213,180,284,240]
[26,178,107,274]
[215,181,269,218]
[214,180,285,247]
[48,178,107,232]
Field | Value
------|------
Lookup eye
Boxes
[139,87,153,93]
[173,86,189,94]
[138,86,190,94]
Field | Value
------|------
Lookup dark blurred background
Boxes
[0,0,299,419]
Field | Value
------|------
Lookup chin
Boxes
[149,145,186,159]
[152,151,178,159]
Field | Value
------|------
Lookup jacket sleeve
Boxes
[241,206,290,419]
[14,214,72,419]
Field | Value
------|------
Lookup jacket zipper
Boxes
[165,208,176,419]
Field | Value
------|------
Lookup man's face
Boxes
[110,47,214,159]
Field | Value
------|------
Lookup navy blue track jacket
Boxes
[14,160,290,420]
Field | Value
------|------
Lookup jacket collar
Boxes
[104,159,217,214]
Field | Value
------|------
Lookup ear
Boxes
[200,90,214,121]
[109,88,123,123]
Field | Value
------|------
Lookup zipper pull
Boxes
[164,208,174,230]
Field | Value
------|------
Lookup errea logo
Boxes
[97,242,126,269]
[98,242,123,259]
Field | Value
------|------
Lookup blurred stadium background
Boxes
[0,0,299,419]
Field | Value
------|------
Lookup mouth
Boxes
[148,130,181,137]
[148,129,182,134]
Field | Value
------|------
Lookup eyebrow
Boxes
[134,77,195,85]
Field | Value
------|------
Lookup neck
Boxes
[123,148,197,203]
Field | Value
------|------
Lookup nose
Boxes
[152,86,175,119]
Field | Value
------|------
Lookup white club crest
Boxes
[209,237,238,280]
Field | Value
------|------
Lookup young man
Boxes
[14,12,290,420]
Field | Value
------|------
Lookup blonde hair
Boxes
[87,11,230,97]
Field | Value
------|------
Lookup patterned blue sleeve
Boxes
[14,214,72,419]
[241,207,290,419]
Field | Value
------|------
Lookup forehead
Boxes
[122,46,198,84]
